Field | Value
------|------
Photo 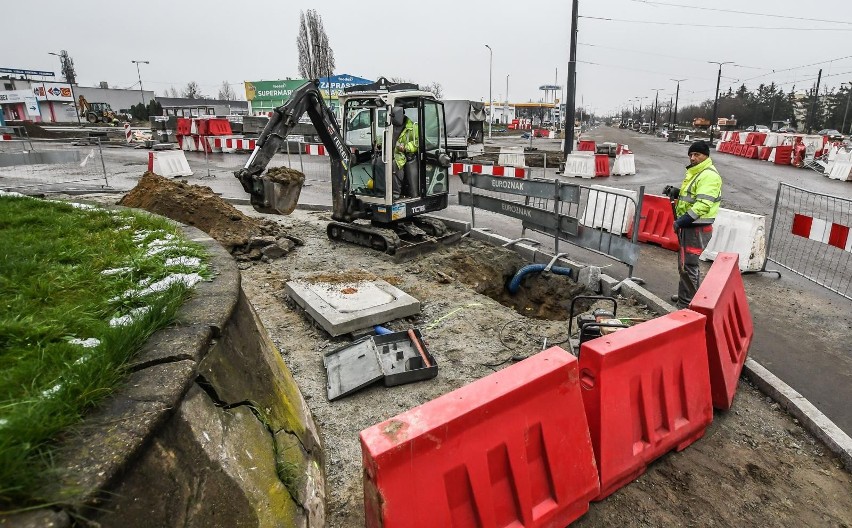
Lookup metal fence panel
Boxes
[0,139,109,191]
[764,182,852,300]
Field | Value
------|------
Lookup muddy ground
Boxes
[73,188,852,528]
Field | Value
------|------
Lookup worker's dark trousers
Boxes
[676,224,713,309]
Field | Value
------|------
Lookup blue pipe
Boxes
[508,264,572,294]
[374,325,393,335]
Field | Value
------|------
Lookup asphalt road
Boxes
[4,132,851,437]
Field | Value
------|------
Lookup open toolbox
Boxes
[323,329,438,401]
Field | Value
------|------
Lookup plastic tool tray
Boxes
[323,329,438,401]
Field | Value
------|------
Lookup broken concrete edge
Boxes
[608,275,852,474]
[0,216,239,523]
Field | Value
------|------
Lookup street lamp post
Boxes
[131,60,150,108]
[708,61,733,145]
[842,81,852,135]
[485,44,492,139]
[49,51,81,125]
[505,74,509,126]
[670,78,686,129]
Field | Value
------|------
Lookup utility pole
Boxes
[485,44,492,139]
[807,69,822,135]
[131,60,150,108]
[563,0,579,156]
[671,78,686,129]
[842,81,852,135]
[505,74,509,125]
[49,51,81,125]
[708,61,733,145]
[650,88,663,133]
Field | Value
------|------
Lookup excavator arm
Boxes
[235,80,357,220]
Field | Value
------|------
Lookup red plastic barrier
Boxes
[631,194,679,251]
[688,252,753,410]
[193,119,208,136]
[579,310,713,500]
[752,132,767,146]
[732,144,742,156]
[730,132,740,143]
[578,139,596,152]
[594,154,610,177]
[774,145,792,165]
[759,146,772,160]
[361,347,600,528]
[206,118,232,136]
[745,145,759,159]
[176,118,191,136]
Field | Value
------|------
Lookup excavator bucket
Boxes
[251,167,305,215]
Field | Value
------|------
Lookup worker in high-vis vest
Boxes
[392,106,418,199]
[670,140,722,308]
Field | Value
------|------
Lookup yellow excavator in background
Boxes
[78,95,120,124]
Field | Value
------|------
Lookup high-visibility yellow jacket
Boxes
[675,157,722,226]
[394,118,418,169]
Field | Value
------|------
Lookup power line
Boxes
[578,42,768,73]
[579,15,852,31]
[627,0,852,26]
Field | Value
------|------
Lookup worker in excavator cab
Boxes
[392,105,418,199]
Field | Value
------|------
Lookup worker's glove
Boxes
[663,185,680,201]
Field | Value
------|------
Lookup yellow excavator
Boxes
[78,95,120,124]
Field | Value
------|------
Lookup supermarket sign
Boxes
[244,74,372,102]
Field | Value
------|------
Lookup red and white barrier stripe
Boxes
[449,163,526,178]
[0,134,11,141]
[792,214,852,252]
[305,144,327,156]
[124,123,132,144]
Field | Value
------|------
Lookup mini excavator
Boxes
[235,78,458,257]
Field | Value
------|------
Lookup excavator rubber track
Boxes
[326,218,461,260]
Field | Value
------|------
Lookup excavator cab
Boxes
[341,83,451,216]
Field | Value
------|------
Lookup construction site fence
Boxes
[457,170,644,278]
[0,138,110,192]
[186,140,332,184]
[763,182,852,300]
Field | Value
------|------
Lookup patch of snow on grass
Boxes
[101,267,133,276]
[137,273,203,296]
[109,306,151,327]
[165,256,201,267]
[68,337,101,348]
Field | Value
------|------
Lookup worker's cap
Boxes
[688,140,710,156]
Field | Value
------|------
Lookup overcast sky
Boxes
[5,0,852,114]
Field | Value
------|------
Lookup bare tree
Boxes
[182,81,204,99]
[165,86,180,98]
[217,81,236,101]
[297,10,335,79]
[423,81,444,100]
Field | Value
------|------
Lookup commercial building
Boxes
[1,73,154,123]
[156,97,248,117]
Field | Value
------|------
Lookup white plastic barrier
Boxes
[148,151,193,178]
[562,153,595,178]
[582,185,637,234]
[699,207,766,272]
[497,146,525,167]
[828,161,852,181]
[764,133,780,147]
[611,153,636,175]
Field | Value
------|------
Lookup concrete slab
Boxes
[285,279,420,337]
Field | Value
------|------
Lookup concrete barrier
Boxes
[700,207,766,272]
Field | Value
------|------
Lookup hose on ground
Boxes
[507,264,572,294]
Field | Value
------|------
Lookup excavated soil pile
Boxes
[19,121,63,139]
[119,172,277,251]
[266,166,306,185]
[416,240,588,320]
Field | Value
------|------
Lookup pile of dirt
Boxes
[266,166,306,185]
[119,172,268,251]
[19,121,63,139]
[416,240,588,320]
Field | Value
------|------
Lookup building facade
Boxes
[1,75,155,123]
[155,97,248,117]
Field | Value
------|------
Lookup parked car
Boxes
[776,125,797,133]
[744,125,771,133]
[817,129,845,140]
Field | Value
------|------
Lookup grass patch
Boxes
[0,196,210,509]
